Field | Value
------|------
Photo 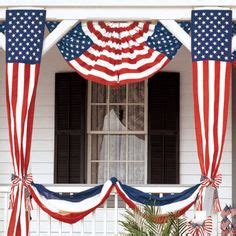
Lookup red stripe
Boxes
[193,62,205,175]
[87,22,150,44]
[211,61,220,177]
[203,61,210,174]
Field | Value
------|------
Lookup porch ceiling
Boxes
[0,0,236,20]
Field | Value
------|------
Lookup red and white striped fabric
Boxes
[5,9,46,236]
[191,10,232,212]
[47,21,190,86]
[187,216,213,236]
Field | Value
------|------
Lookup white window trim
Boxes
[86,81,148,184]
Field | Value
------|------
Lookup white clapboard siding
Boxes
[0,44,232,235]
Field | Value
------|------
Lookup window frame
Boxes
[86,81,148,184]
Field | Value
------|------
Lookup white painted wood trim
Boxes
[232,35,236,52]
[0,32,5,51]
[159,20,191,52]
[0,0,236,7]
[0,3,235,20]
[42,19,78,56]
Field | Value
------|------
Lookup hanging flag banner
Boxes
[29,178,201,224]
[191,9,232,213]
[47,21,190,85]
[5,9,46,236]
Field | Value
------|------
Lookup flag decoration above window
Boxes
[47,21,190,85]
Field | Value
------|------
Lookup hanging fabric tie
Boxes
[10,173,33,211]
[196,174,222,213]
[47,21,190,85]
[187,216,213,236]
[5,9,46,236]
[191,9,232,213]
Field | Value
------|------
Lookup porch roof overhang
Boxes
[0,0,236,21]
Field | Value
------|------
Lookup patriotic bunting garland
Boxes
[46,21,190,85]
[29,178,201,224]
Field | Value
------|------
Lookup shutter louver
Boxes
[55,73,86,183]
[148,72,179,184]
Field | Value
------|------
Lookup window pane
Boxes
[128,82,144,103]
[110,85,126,103]
[128,135,145,161]
[109,135,126,161]
[91,83,106,103]
[91,105,107,130]
[91,162,108,184]
[128,105,144,131]
[109,106,126,131]
[109,162,126,182]
[128,162,145,184]
[91,135,107,161]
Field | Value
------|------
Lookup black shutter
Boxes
[148,72,179,184]
[55,73,86,183]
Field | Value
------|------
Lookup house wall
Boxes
[0,45,232,206]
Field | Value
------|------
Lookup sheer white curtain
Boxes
[90,82,146,184]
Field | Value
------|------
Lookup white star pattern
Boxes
[6,10,46,63]
[192,10,232,61]
[141,22,190,59]
[47,22,93,61]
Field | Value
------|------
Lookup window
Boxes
[55,72,179,184]
[87,82,148,184]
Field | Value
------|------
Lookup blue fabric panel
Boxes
[32,183,104,202]
[119,182,200,206]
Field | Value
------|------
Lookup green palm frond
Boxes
[119,206,189,236]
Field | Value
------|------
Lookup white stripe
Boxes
[32,180,114,213]
[216,62,226,169]
[79,50,161,70]
[16,63,25,175]
[7,63,18,176]
[208,61,215,177]
[197,61,206,174]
